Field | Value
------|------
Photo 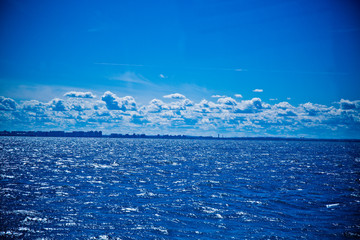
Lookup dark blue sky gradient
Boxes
[1,0,359,104]
[0,0,360,138]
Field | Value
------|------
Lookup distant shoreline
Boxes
[0,130,359,143]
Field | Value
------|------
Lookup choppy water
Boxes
[0,137,360,239]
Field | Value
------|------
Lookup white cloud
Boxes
[1,92,360,138]
[339,99,359,110]
[274,102,294,109]
[159,74,167,79]
[212,95,227,98]
[64,91,95,98]
[217,97,238,106]
[22,100,47,112]
[300,102,330,116]
[101,91,137,111]
[163,93,186,99]
[234,94,243,98]
[0,96,17,111]
[253,89,263,93]
[48,98,67,111]
[145,99,167,113]
[235,98,263,113]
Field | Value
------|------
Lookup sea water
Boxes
[0,137,359,239]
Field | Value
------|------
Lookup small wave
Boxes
[121,207,138,212]
[136,191,156,197]
[91,163,113,169]
[13,210,39,215]
[0,231,23,237]
[18,227,35,233]
[201,206,219,214]
[245,200,264,205]
[65,222,77,226]
[326,203,340,208]
[23,216,48,223]
[0,174,15,179]
[89,235,111,240]
[151,226,169,235]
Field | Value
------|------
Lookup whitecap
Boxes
[23,216,48,223]
[55,191,69,196]
[215,213,223,219]
[0,231,23,237]
[91,163,112,169]
[121,207,138,212]
[151,226,168,235]
[65,222,77,226]
[18,227,35,233]
[98,235,110,240]
[236,211,248,216]
[0,174,15,179]
[208,180,220,184]
[13,210,39,215]
[326,203,340,208]
[245,200,263,205]
[136,191,156,197]
[201,206,218,214]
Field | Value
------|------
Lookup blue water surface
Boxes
[0,137,360,239]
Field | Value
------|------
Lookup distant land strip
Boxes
[0,130,359,142]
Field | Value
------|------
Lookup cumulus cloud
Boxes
[181,99,194,107]
[251,98,263,109]
[22,100,47,112]
[301,102,330,116]
[101,91,137,111]
[49,98,67,111]
[234,94,243,98]
[253,89,263,93]
[217,97,238,106]
[163,93,186,99]
[274,102,294,109]
[64,91,95,98]
[339,99,359,110]
[0,96,17,111]
[145,99,167,113]
[235,98,264,113]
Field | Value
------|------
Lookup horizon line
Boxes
[1,130,359,142]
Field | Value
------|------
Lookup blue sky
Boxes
[0,0,359,138]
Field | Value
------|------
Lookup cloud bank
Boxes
[0,92,359,138]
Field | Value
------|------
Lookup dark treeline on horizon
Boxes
[0,130,103,138]
[0,130,211,139]
[0,130,359,142]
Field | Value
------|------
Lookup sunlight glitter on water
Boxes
[0,137,360,239]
